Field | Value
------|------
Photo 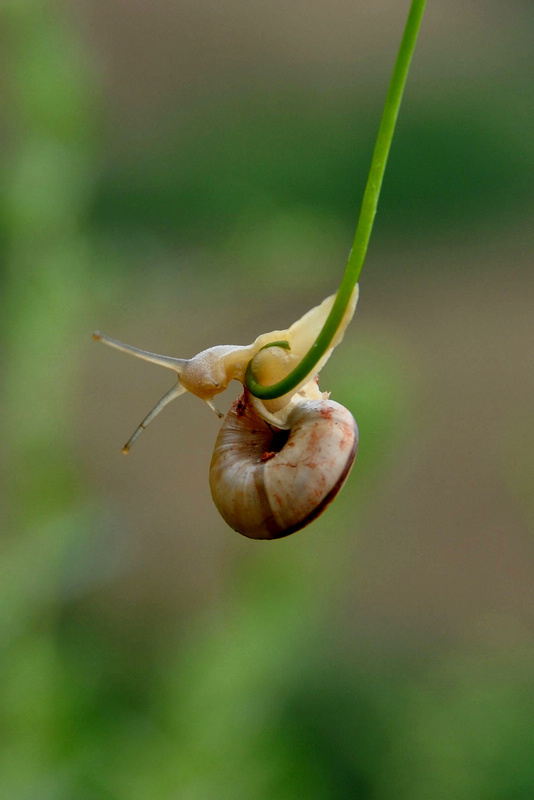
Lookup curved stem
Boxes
[246,0,427,400]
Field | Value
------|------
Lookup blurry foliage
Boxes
[89,90,534,250]
[1,1,534,799]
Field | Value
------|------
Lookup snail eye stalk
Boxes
[121,382,187,454]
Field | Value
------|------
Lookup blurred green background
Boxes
[1,0,534,798]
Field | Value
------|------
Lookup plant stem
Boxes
[246,0,427,400]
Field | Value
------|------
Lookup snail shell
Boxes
[209,391,358,539]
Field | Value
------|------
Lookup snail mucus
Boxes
[93,286,359,539]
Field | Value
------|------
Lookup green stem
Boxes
[246,0,427,400]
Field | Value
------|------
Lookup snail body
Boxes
[210,391,358,539]
[94,285,359,538]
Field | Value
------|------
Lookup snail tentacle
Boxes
[122,381,186,454]
[92,331,187,372]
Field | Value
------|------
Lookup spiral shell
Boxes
[209,391,358,539]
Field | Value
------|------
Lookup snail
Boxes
[91,0,429,538]
[93,285,359,538]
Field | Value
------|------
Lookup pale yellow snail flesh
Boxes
[93,285,359,538]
